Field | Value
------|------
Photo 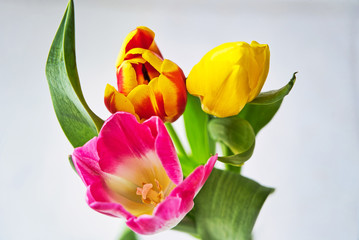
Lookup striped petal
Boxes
[127,84,166,122]
[156,60,187,122]
[116,26,162,68]
[116,61,139,95]
[104,84,139,120]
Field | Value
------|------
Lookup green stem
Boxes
[165,123,190,161]
[220,143,242,173]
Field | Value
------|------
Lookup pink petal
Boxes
[126,197,182,234]
[169,154,217,212]
[97,112,156,174]
[143,117,183,185]
[86,181,133,219]
[125,154,217,234]
[72,137,101,186]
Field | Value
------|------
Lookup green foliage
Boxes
[182,94,216,173]
[238,73,297,135]
[194,169,274,240]
[118,227,138,240]
[45,0,103,148]
[208,118,255,166]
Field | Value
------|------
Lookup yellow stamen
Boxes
[136,179,164,206]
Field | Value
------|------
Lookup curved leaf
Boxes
[194,169,274,240]
[218,143,255,166]
[208,118,255,165]
[45,0,103,147]
[250,72,297,105]
[238,73,296,134]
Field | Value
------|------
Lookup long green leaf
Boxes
[208,118,255,166]
[183,93,215,170]
[194,169,274,240]
[238,73,296,135]
[45,0,103,148]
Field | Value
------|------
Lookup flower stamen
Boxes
[136,179,164,206]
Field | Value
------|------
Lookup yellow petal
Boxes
[117,61,138,95]
[201,65,250,117]
[247,41,270,101]
[104,84,139,120]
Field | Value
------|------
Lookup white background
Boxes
[1,0,358,239]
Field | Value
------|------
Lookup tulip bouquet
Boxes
[46,1,296,239]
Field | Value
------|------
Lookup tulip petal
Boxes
[104,84,138,119]
[248,41,270,101]
[127,84,165,121]
[86,181,133,218]
[116,61,138,95]
[189,61,250,117]
[126,154,217,234]
[169,154,217,208]
[87,180,158,217]
[126,197,182,234]
[125,48,163,72]
[97,113,166,184]
[141,49,163,72]
[143,117,183,185]
[72,137,101,186]
[150,60,187,122]
[116,26,162,68]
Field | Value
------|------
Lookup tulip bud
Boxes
[186,41,270,118]
[105,27,187,123]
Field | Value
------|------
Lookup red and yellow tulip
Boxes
[186,41,270,118]
[105,27,187,123]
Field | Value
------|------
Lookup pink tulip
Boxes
[72,112,217,234]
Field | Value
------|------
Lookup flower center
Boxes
[136,179,164,206]
[142,64,151,83]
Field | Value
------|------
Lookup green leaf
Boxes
[218,143,255,166]
[238,73,296,134]
[45,0,104,148]
[173,215,198,236]
[118,227,139,240]
[183,94,215,169]
[194,169,274,240]
[250,72,297,105]
[208,118,255,165]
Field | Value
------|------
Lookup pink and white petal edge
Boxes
[97,112,156,174]
[86,181,133,219]
[143,117,183,185]
[72,137,101,186]
[126,154,217,234]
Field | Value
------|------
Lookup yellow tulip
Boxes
[186,41,270,118]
